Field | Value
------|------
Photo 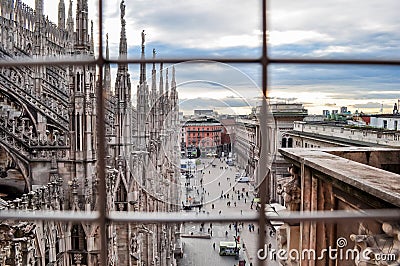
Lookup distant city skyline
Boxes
[24,0,400,115]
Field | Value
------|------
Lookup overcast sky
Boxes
[24,0,400,115]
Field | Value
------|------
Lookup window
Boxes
[71,224,87,251]
[76,72,81,91]
[282,138,287,148]
[288,138,293,148]
[383,120,388,129]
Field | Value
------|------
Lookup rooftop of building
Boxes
[219,118,236,126]
[285,130,386,147]
[255,103,309,117]
[235,117,259,127]
[294,120,400,133]
[183,116,222,125]
[359,113,400,118]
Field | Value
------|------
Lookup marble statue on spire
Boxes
[142,30,146,46]
[120,0,125,18]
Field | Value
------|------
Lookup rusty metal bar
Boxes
[96,0,108,264]
[1,209,399,223]
[2,56,400,67]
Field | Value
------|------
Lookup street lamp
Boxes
[234,221,240,260]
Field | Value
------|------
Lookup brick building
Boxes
[182,116,223,156]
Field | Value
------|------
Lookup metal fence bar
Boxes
[268,58,400,66]
[96,1,108,264]
[258,1,269,265]
[0,210,99,221]
[1,209,399,223]
[107,209,400,223]
[2,56,400,67]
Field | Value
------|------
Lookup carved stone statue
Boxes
[130,233,139,255]
[281,166,301,211]
[120,0,125,19]
[141,30,145,46]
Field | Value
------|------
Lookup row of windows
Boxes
[285,137,322,148]
[187,136,220,142]
[185,127,220,131]
[281,137,293,148]
[304,142,320,148]
[187,132,219,137]
[383,120,399,130]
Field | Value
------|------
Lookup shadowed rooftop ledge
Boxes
[279,147,400,207]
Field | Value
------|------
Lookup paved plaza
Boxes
[179,157,280,266]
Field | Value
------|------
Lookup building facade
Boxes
[182,116,222,156]
[220,118,235,155]
[235,103,308,201]
[369,115,400,130]
[0,1,180,265]
[235,118,260,178]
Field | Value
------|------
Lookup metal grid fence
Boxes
[1,0,400,265]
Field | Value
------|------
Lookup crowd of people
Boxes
[184,156,278,265]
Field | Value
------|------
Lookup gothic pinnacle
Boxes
[172,66,176,85]
[159,63,164,96]
[106,33,110,60]
[153,48,156,70]
[66,0,74,34]
[139,30,146,85]
[90,20,94,54]
[76,0,89,47]
[104,33,111,91]
[58,0,65,29]
[118,0,128,73]
[152,49,157,94]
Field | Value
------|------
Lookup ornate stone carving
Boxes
[130,233,139,256]
[279,166,301,211]
[0,222,37,265]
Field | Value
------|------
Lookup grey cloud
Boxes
[37,0,400,116]
[179,97,252,109]
[324,103,337,107]
[351,102,392,109]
